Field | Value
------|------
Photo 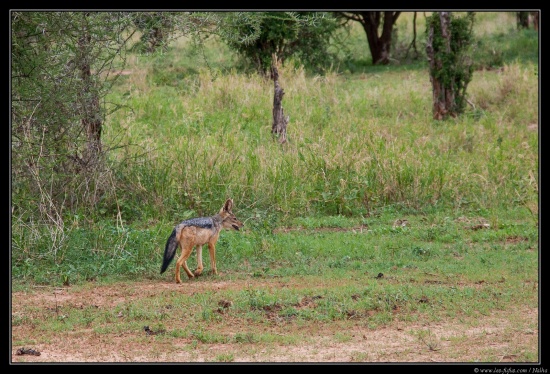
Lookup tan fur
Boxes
[167,199,243,283]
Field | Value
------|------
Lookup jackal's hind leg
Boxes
[194,245,204,277]
[175,242,195,283]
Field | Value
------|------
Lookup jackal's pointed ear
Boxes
[222,198,233,213]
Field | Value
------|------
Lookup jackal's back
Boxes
[178,217,215,229]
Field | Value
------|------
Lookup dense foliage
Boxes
[221,12,341,75]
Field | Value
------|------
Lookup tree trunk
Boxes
[405,12,419,60]
[516,12,530,29]
[530,11,539,31]
[360,12,381,64]
[77,13,103,167]
[337,11,400,65]
[358,11,400,65]
[426,12,455,120]
[270,55,288,144]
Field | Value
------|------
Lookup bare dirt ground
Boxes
[11,279,539,363]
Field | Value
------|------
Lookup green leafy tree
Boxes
[11,12,141,222]
[425,12,475,120]
[132,12,177,53]
[220,12,340,75]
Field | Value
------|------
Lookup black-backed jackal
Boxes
[160,198,243,283]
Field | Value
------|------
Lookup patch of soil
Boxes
[11,279,539,363]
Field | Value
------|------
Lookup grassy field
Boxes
[11,208,539,361]
[11,12,539,363]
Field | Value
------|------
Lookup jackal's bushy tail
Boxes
[160,229,177,274]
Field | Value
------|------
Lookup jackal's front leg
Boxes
[208,242,218,275]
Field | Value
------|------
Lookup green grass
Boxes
[12,201,537,289]
[12,208,538,324]
[11,220,537,358]
[12,208,538,360]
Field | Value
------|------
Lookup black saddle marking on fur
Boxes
[181,217,214,229]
